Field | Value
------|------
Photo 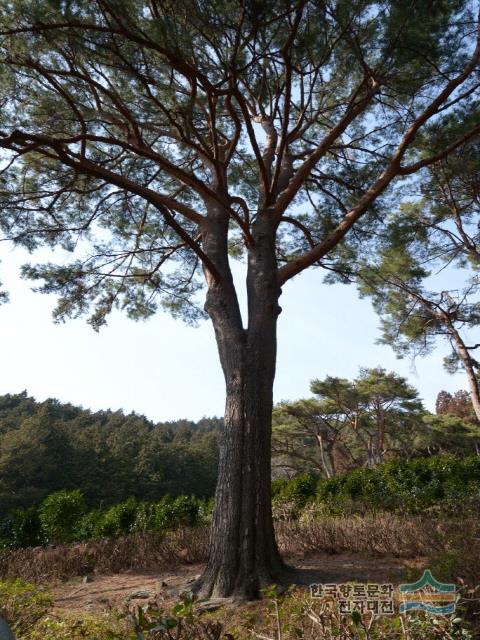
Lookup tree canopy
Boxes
[0,1,479,323]
[356,137,480,417]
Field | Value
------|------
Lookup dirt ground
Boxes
[51,552,425,613]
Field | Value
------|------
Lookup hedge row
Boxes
[2,454,479,549]
[272,454,480,514]
[0,492,213,549]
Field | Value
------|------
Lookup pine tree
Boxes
[0,1,479,597]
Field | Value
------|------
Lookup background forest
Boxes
[0,391,221,517]
[1,367,480,551]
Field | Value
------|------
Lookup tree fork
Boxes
[196,218,286,599]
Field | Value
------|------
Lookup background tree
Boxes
[357,138,480,419]
[0,0,479,597]
[436,389,477,421]
[273,397,354,478]
[353,367,423,465]
[415,412,480,456]
[273,368,423,474]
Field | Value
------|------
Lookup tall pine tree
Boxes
[0,1,479,597]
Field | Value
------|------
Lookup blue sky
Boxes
[0,246,466,422]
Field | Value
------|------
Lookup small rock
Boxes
[128,590,152,600]
[82,575,93,584]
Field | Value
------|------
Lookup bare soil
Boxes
[51,552,425,613]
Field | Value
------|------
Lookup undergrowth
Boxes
[1,580,478,639]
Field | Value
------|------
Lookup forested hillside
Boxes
[2,374,480,520]
[0,392,220,517]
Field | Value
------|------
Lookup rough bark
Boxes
[450,328,480,422]
[195,213,286,599]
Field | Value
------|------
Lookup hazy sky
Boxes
[1,245,466,422]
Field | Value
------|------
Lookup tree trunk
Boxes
[326,443,337,477]
[195,213,286,599]
[376,408,386,465]
[314,433,331,478]
[450,328,480,422]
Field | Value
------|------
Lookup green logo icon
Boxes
[399,570,455,615]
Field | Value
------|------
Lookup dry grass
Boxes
[1,513,478,585]
[277,512,480,559]
[1,515,479,640]
[0,528,209,583]
[129,587,480,640]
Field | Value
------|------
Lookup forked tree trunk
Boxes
[194,212,286,599]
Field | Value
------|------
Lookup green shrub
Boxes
[38,490,86,544]
[272,474,318,520]
[150,495,203,531]
[76,508,104,540]
[0,579,52,637]
[0,492,212,549]
[1,453,478,549]
[0,507,42,549]
[94,497,139,538]
[274,473,317,507]
[271,477,289,497]
[198,497,214,523]
[170,495,203,526]
[28,612,126,640]
[289,454,480,517]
